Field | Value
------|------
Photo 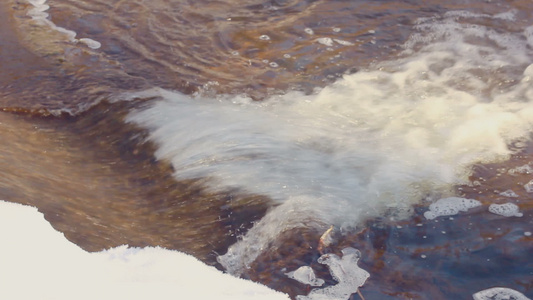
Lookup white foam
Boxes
[296,248,369,300]
[0,200,289,300]
[488,203,523,217]
[127,11,533,275]
[333,39,354,46]
[524,179,533,193]
[525,26,533,48]
[499,190,518,198]
[27,0,50,20]
[25,0,101,49]
[499,189,519,197]
[286,266,324,287]
[79,38,102,50]
[508,164,533,175]
[473,287,530,300]
[424,197,482,220]
[316,37,334,46]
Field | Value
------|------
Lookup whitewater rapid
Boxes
[126,10,533,280]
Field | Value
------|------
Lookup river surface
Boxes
[1,0,532,299]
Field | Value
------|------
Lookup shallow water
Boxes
[1,0,532,299]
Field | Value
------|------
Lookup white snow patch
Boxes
[473,287,530,300]
[488,203,523,217]
[0,200,289,300]
[424,197,481,220]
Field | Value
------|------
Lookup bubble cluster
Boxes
[488,203,523,217]
[499,189,519,197]
[424,197,481,220]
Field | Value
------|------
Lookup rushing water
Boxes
[1,0,533,299]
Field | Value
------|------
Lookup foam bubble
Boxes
[488,203,523,217]
[304,28,314,35]
[508,164,533,175]
[424,197,481,220]
[524,180,533,193]
[79,38,102,49]
[259,35,271,41]
[333,39,354,46]
[499,189,519,197]
[25,0,101,50]
[316,37,334,46]
[473,287,530,300]
[297,248,369,300]
[285,266,324,287]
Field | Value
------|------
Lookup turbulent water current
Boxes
[1,0,532,299]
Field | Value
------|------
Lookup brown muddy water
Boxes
[1,0,533,299]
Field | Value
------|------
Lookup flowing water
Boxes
[1,0,533,299]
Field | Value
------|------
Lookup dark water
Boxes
[1,0,532,299]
